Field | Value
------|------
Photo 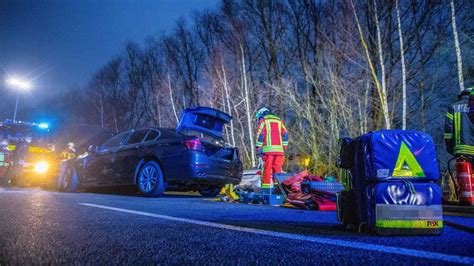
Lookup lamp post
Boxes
[6,77,31,122]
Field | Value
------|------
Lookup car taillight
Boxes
[184,139,205,151]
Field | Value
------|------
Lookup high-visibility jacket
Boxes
[444,95,474,156]
[256,114,288,155]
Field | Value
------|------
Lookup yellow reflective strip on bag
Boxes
[376,220,443,229]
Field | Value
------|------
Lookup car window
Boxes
[144,129,160,142]
[98,131,130,152]
[126,130,148,145]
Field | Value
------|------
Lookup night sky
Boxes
[0,0,217,119]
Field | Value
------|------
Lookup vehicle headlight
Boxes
[34,161,49,174]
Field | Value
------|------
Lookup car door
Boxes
[83,131,131,186]
[111,129,149,184]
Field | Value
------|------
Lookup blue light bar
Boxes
[38,123,49,129]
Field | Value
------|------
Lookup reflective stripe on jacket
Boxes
[444,95,474,156]
[255,114,288,154]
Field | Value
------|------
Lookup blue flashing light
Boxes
[38,123,49,129]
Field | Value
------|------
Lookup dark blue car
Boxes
[58,107,243,197]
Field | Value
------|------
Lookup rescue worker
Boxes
[61,142,76,160]
[255,107,289,193]
[444,84,474,158]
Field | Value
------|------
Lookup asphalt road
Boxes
[0,187,473,265]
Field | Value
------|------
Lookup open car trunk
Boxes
[177,107,239,162]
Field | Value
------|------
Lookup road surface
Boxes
[0,187,473,265]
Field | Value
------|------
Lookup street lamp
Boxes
[6,77,32,122]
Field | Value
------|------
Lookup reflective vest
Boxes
[444,95,474,156]
[255,114,288,155]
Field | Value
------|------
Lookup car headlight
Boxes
[34,161,49,174]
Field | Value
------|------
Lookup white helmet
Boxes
[256,107,271,119]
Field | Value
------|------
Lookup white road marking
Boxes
[79,203,474,264]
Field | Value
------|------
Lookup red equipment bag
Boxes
[287,192,336,211]
[281,171,324,193]
[281,171,308,193]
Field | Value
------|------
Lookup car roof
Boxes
[124,127,181,138]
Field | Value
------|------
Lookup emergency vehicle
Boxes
[0,120,59,187]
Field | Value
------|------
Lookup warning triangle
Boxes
[392,141,425,177]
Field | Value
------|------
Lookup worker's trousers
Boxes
[261,154,284,189]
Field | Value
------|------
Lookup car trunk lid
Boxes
[177,107,238,161]
[176,107,231,140]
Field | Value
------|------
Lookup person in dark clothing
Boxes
[444,84,474,158]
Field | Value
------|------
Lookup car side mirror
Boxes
[88,145,98,154]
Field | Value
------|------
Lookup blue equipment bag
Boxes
[337,130,443,235]
[368,182,443,235]
[301,181,345,194]
[351,130,439,182]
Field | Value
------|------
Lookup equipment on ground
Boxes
[222,184,239,200]
[300,180,344,194]
[280,171,342,211]
[236,172,290,205]
[234,169,261,192]
[336,130,443,235]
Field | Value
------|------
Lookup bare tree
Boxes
[351,0,391,129]
[68,0,471,171]
[450,0,465,92]
[396,0,407,129]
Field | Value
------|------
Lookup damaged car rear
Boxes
[58,107,243,197]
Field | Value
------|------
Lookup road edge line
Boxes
[78,203,474,265]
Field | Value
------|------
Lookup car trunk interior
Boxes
[201,141,237,161]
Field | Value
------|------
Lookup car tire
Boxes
[198,185,222,197]
[137,161,165,197]
[59,165,79,192]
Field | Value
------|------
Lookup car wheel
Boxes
[60,165,79,192]
[198,185,222,197]
[137,161,165,197]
